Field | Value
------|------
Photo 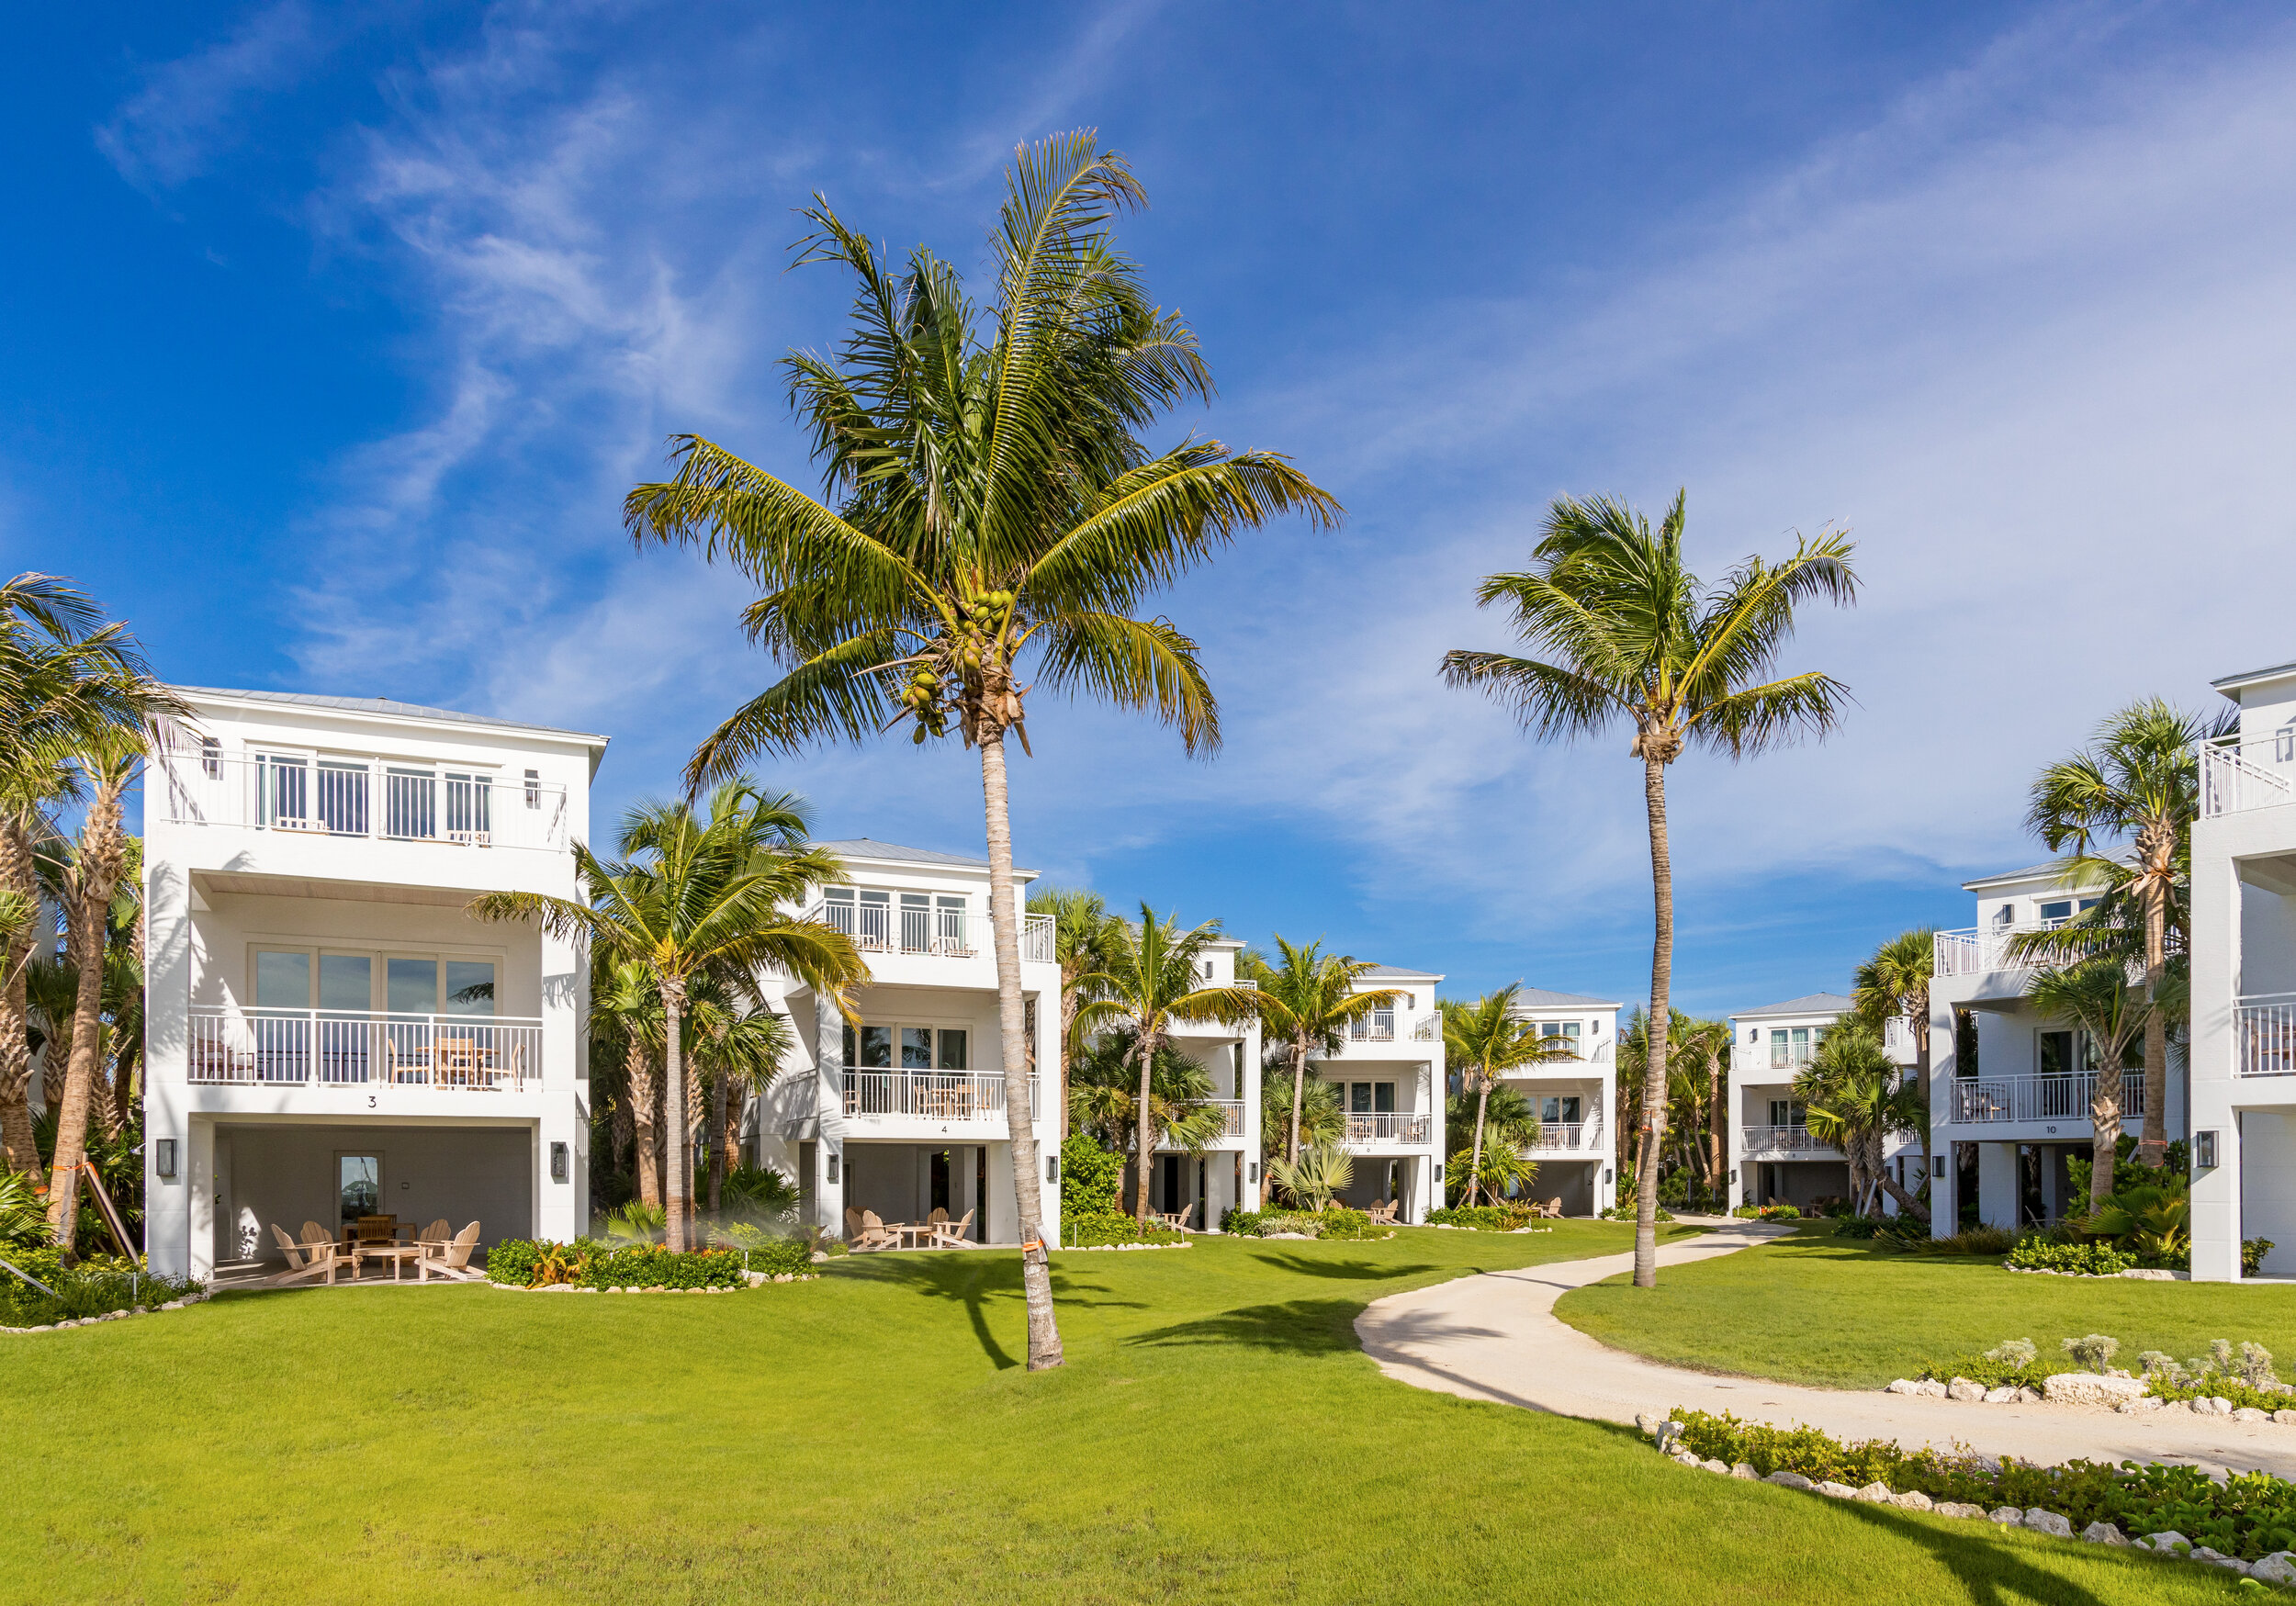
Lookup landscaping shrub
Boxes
[1728,1203,1799,1222]
[1666,1408,2296,1559]
[1597,1205,1673,1222]
[2063,1332,2120,1371]
[2138,1338,2292,1407]
[2249,1238,2277,1277]
[1061,1211,1183,1248]
[1882,1222,2017,1257]
[1918,1335,2068,1392]
[1427,1204,1534,1231]
[1061,1136,1123,1218]
[2005,1238,2136,1276]
[0,1249,198,1327]
[1312,1207,1383,1241]
[1218,1207,1352,1239]
[483,1239,751,1289]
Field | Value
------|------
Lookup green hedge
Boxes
[2006,1238,2136,1275]
[1060,1136,1124,1218]
[1427,1205,1531,1231]
[1730,1204,1801,1222]
[1219,1207,1384,1240]
[1061,1212,1184,1248]
[0,1250,198,1327]
[484,1239,755,1289]
[1666,1408,2296,1560]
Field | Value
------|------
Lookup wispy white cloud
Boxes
[95,0,326,192]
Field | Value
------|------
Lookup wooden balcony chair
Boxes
[929,1208,975,1249]
[419,1221,484,1282]
[267,1224,340,1286]
[435,1038,485,1090]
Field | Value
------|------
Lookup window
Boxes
[1769,1099,1806,1127]
[257,753,311,829]
[524,769,541,808]
[936,896,968,954]
[1348,1081,1396,1113]
[900,893,931,954]
[2279,722,2296,766]
[1539,1022,1582,1055]
[2039,900,2072,921]
[1540,1096,1581,1124]
[938,1029,967,1071]
[316,760,369,834]
[200,736,221,780]
[385,767,434,839]
[845,1022,970,1073]
[824,887,892,950]
[252,947,499,1018]
[443,771,491,842]
[2039,1029,2075,1077]
[255,950,312,1009]
[337,1153,381,1227]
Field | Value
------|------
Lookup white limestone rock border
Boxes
[3,1290,210,1334]
[2003,1263,2188,1281]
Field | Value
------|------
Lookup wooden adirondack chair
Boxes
[418,1221,484,1282]
[268,1224,340,1286]
[929,1208,975,1249]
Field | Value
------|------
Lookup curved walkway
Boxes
[1356,1222,2296,1478]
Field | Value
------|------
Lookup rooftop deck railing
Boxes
[1932,921,2173,979]
[2237,994,2296,1077]
[1949,1072,2145,1124]
[156,748,568,851]
[186,1006,541,1089]
[2202,739,2296,818]
[805,899,1054,965]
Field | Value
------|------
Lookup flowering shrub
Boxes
[484,1239,753,1289]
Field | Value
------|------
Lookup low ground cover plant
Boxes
[1669,1408,2296,1559]
[1427,1204,1535,1230]
[2007,1238,2137,1275]
[1062,1212,1185,1248]
[1219,1207,1382,1240]
[1597,1205,1673,1222]
[485,1239,766,1288]
[0,1249,199,1327]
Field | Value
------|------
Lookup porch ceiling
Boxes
[192,869,478,909]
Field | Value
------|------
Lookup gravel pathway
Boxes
[1355,1223,2296,1478]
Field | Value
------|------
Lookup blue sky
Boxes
[12,4,2296,1014]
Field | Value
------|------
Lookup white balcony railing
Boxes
[1741,1124,1837,1157]
[1532,1039,1613,1063]
[808,899,1053,965]
[1932,920,2171,979]
[1348,1014,1398,1043]
[1207,1099,1245,1139]
[187,1007,541,1089]
[841,1072,1039,1124]
[1339,1110,1431,1145]
[1412,1013,1440,1041]
[1528,1122,1595,1151]
[1950,1072,2145,1124]
[2237,994,2296,1077]
[156,748,568,851]
[2202,739,2296,818]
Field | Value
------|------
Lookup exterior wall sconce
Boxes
[1046,1154,1060,1185]
[1248,1162,1260,1185]
[1602,1168,1613,1186]
[827,1151,840,1185]
[1933,1155,1947,1179]
[155,1139,177,1180]
[549,1141,569,1183]
[2196,1130,2220,1169]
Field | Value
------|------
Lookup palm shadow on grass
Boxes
[1829,1497,2122,1606]
[1124,1298,1365,1356]
[1248,1253,1439,1282]
[833,1253,1030,1370]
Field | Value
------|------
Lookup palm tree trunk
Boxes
[1468,1076,1491,1207]
[1706,1053,1723,1210]
[1058,976,1077,1140]
[628,1039,658,1208]
[1636,754,1672,1288]
[1132,1028,1158,1231]
[48,773,127,1246]
[2088,1078,2122,1211]
[708,1065,728,1216]
[659,978,691,1252]
[979,729,1062,1370]
[1288,1039,1307,1165]
[2139,874,2168,1168]
[1913,998,1931,1196]
[0,818,38,1174]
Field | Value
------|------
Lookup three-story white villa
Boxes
[1506,988,1620,1216]
[142,688,605,1280]
[1727,994,1919,1213]
[1927,859,2183,1234]
[1306,964,1445,1221]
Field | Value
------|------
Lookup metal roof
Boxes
[1358,963,1443,981]
[2212,657,2296,697]
[1962,850,2129,892]
[814,838,1037,877]
[1733,992,1855,1020]
[174,686,608,745]
[1510,986,1622,1011]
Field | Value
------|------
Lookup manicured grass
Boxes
[1557,1223,2296,1389]
[0,1222,2248,1603]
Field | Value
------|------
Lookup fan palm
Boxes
[1027,884,1118,1136]
[1244,937,1401,1165]
[1441,988,1579,1206]
[1795,1025,1924,1218]
[2023,699,2225,1168]
[1263,1067,1342,1160]
[1266,1142,1353,1213]
[1074,905,1257,1230]
[470,781,862,1250]
[1445,1140,1540,1207]
[1851,927,1938,1207]
[622,135,1337,1368]
[1442,492,1854,1283]
[2026,956,2156,1211]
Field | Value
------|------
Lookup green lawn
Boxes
[0,1222,2250,1604]
[1556,1223,2296,1389]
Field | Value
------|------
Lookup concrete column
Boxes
[1931,1143,1960,1233]
[186,1117,217,1282]
[2037,1144,2064,1224]
[814,991,847,1237]
[536,1107,582,1242]
[1928,994,1960,1239]
[1976,1141,2019,1231]
[986,1140,1019,1243]
[2191,835,2242,1281]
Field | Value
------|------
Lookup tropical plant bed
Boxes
[1057,1241,1193,1252]
[3,1290,211,1334]
[1644,1408,2296,1578]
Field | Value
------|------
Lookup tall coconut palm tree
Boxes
[1794,1025,1925,1218]
[2024,699,2224,1169]
[2026,957,2157,1211]
[1661,1014,1732,1208]
[622,137,1336,1367]
[682,974,794,1214]
[1244,937,1401,1166]
[1442,491,1855,1286]
[1441,987,1578,1207]
[1068,1028,1232,1177]
[1851,927,1938,1209]
[470,781,862,1251]
[591,958,665,1207]
[1028,884,1116,1137]
[1075,905,1257,1230]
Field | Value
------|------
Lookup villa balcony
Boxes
[2201,739,2296,818]
[841,1072,1039,1126]
[2237,994,2296,1077]
[808,897,1053,965]
[1528,1121,1603,1152]
[155,748,568,852]
[1931,923,2179,980]
[1740,1124,1839,1159]
[1949,1072,2145,1124]
[1337,1111,1432,1147]
[187,1006,543,1090]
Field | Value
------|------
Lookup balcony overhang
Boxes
[189,868,485,911]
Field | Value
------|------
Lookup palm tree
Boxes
[1851,928,1938,1208]
[592,959,665,1207]
[1075,905,1257,1230]
[621,135,1338,1369]
[1441,988,1577,1206]
[1262,1068,1342,1165]
[1442,493,1855,1285]
[1266,1143,1354,1213]
[470,781,863,1251]
[1663,1014,1732,1208]
[1067,1028,1232,1178]
[1794,1025,1924,1217]
[1244,938,1401,1165]
[1028,884,1116,1137]
[2024,699,2223,1169]
[682,974,794,1214]
[2026,958,2156,1210]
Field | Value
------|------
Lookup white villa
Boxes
[141,688,604,1281]
[1927,859,2184,1234]
[748,839,1067,1246]
[1507,987,1619,1216]
[2192,657,2296,1280]
[1727,993,1919,1214]
[1306,964,1445,1221]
